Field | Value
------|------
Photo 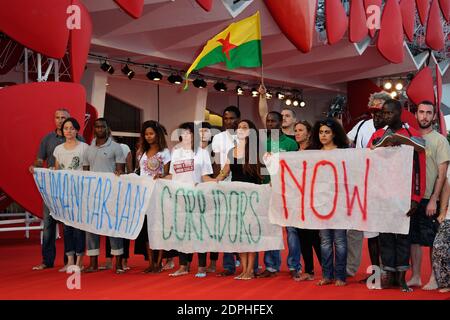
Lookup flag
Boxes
[185,11,262,88]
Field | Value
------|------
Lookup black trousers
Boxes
[179,253,207,267]
[379,233,410,272]
[298,229,322,274]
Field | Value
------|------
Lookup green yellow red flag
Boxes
[184,11,262,89]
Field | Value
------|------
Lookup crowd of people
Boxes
[28,91,450,294]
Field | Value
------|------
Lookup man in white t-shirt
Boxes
[211,106,241,276]
[211,106,240,183]
[346,91,390,279]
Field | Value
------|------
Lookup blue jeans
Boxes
[263,250,281,272]
[42,204,56,267]
[320,229,347,282]
[223,253,236,273]
[86,232,123,256]
[286,227,302,272]
[63,225,85,256]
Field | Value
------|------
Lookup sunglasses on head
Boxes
[319,119,335,128]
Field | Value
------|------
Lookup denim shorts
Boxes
[409,199,440,247]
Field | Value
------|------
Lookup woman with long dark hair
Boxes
[134,120,171,273]
[311,118,349,286]
[217,119,262,280]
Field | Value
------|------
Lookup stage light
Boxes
[390,91,397,98]
[214,81,227,92]
[383,81,392,90]
[285,97,292,106]
[168,73,183,84]
[146,68,163,81]
[251,88,259,97]
[193,78,207,88]
[121,64,135,80]
[292,98,299,107]
[100,61,114,74]
[276,92,285,100]
[299,100,306,108]
[236,86,244,95]
[395,82,403,91]
[265,91,273,99]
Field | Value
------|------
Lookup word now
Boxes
[280,158,370,222]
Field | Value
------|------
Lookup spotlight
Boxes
[292,98,299,107]
[276,92,285,100]
[383,81,392,90]
[236,85,244,95]
[390,91,397,98]
[265,91,273,99]
[395,82,403,91]
[146,68,163,81]
[100,61,114,74]
[168,73,183,84]
[285,97,292,106]
[193,78,207,88]
[214,81,227,92]
[121,64,135,80]
[299,100,306,108]
[251,88,259,97]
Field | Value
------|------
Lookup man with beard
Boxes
[407,101,450,290]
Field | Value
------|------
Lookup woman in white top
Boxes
[434,168,450,293]
[166,122,214,278]
[53,118,89,272]
[134,120,171,273]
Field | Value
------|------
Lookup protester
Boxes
[368,99,426,292]
[166,122,214,277]
[134,120,171,273]
[53,118,88,272]
[217,120,263,280]
[83,118,126,274]
[294,120,322,281]
[311,118,349,286]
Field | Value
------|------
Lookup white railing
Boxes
[0,212,60,243]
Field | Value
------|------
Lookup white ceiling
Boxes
[83,0,449,93]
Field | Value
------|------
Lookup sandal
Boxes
[289,270,301,281]
[116,268,126,274]
[317,278,333,286]
[162,260,175,270]
[169,269,189,277]
[335,280,347,286]
[142,266,154,274]
[32,264,50,271]
[299,273,314,281]
[99,264,113,270]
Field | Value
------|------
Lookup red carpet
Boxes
[0,229,448,300]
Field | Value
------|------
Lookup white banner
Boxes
[33,168,153,239]
[268,146,414,234]
[147,179,284,253]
